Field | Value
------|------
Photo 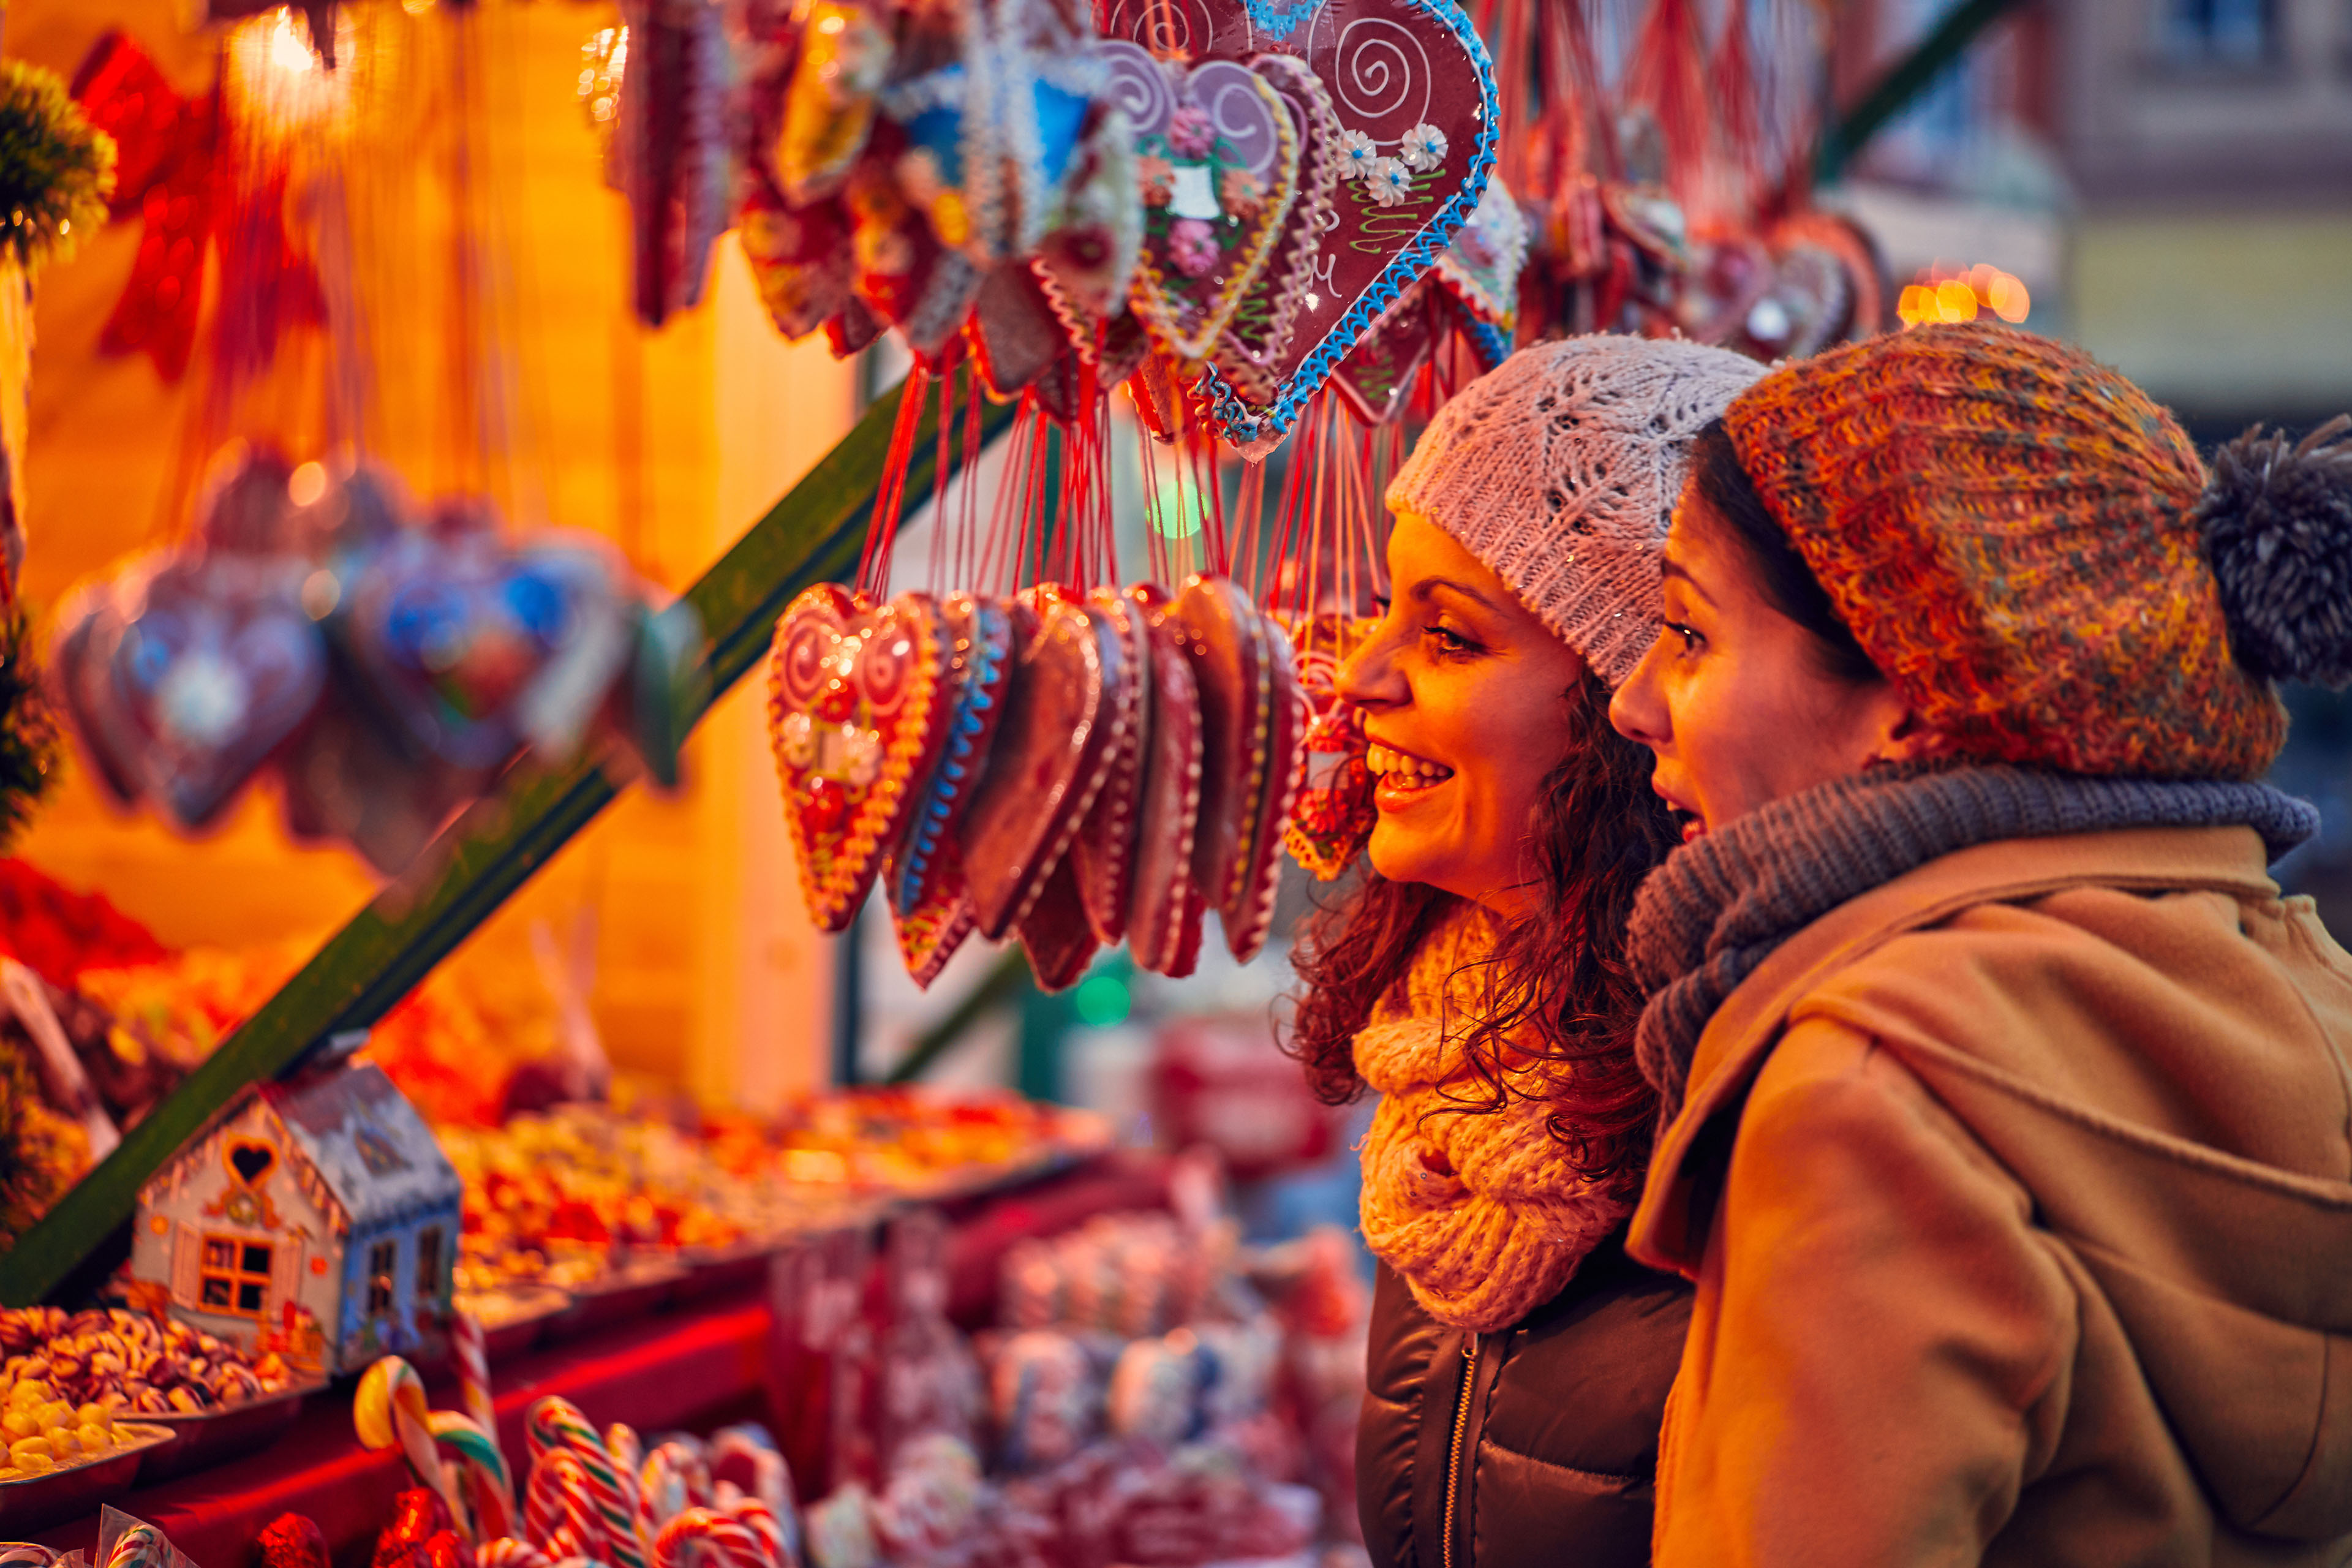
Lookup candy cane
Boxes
[651,1439,712,1509]
[526,1400,646,1568]
[431,1409,519,1542]
[452,1312,497,1448]
[650,1510,764,1568]
[104,1522,170,1568]
[607,1423,644,1478]
[638,1444,687,1547]
[718,1497,786,1568]
[478,1541,555,1568]
[527,1450,605,1563]
[358,1359,467,1531]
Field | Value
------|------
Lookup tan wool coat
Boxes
[1628,824,2352,1566]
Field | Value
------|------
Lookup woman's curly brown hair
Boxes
[1286,666,1677,1185]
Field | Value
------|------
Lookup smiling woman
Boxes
[1280,336,1763,1568]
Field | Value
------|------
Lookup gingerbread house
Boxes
[129,1061,460,1376]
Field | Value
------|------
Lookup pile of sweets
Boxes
[443,1109,778,1295]
[0,1306,298,1415]
[1,1379,122,1478]
[755,1088,1089,1196]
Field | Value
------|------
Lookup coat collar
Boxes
[1627,824,2282,1274]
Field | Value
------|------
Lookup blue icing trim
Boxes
[1202,0,1499,448]
[1461,316,1511,371]
[1244,0,1322,40]
[890,607,1009,911]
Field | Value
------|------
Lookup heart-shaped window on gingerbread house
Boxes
[225,1138,277,1188]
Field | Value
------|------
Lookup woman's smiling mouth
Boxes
[1366,741,1457,805]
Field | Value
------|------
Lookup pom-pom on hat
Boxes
[1385,335,1765,688]
[1722,322,2352,782]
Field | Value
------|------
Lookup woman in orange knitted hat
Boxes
[1608,319,2352,1564]
[1289,333,1763,1567]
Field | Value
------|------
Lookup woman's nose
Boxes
[1609,640,1670,748]
[1337,622,1406,707]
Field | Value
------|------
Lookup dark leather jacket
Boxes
[1356,1231,1692,1568]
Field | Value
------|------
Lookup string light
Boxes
[1898,262,2031,329]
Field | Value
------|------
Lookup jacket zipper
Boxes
[1442,1335,1477,1568]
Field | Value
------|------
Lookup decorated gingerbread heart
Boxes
[1212,53,1343,409]
[888,839,979,989]
[617,0,732,326]
[1095,0,1498,448]
[1017,854,1099,992]
[1221,614,1306,963]
[959,595,1127,939]
[102,554,330,831]
[1103,42,1301,362]
[1168,574,1267,949]
[1123,583,1205,978]
[776,0,893,205]
[888,594,1014,924]
[1328,282,1442,426]
[768,586,958,933]
[1035,105,1144,341]
[1066,586,1150,946]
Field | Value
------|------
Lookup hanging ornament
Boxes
[617,0,733,328]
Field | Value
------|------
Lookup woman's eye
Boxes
[1664,621,1703,654]
[1423,624,1479,655]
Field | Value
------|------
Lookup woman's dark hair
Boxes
[1286,668,1676,1185]
[1687,421,1881,685]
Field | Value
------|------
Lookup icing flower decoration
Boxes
[1166,106,1216,160]
[1366,157,1413,206]
[1400,123,1449,173]
[1139,153,1176,206]
[1340,129,1379,180]
[1167,217,1219,277]
[1219,166,1265,219]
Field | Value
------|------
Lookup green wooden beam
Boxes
[1814,0,2033,186]
[0,372,1015,1306]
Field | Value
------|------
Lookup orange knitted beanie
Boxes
[1722,323,2288,780]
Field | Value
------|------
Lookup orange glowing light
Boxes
[1900,263,2031,329]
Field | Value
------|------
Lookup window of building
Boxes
[198,1234,274,1317]
[415,1227,443,1302]
[2158,0,2277,66]
[366,1238,398,1317]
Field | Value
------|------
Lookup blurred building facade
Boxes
[1834,0,2352,431]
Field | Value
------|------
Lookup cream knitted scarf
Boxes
[1353,905,1636,1333]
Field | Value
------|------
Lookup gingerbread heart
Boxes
[1067,587,1150,945]
[1280,611,1378,880]
[889,594,1014,921]
[768,586,958,933]
[1017,853,1099,992]
[1104,42,1300,362]
[1328,282,1441,426]
[1123,584,1205,978]
[888,838,978,990]
[970,262,1074,398]
[50,578,143,809]
[1035,105,1145,341]
[105,554,329,831]
[1431,172,1527,333]
[1221,614,1306,963]
[1212,53,1342,408]
[1169,575,1268,943]
[1095,0,1497,448]
[959,597,1126,938]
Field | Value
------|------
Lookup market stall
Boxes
[0,0,2003,1555]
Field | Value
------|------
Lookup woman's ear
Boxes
[1871,706,1951,767]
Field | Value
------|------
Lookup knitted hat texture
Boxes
[1386,335,1766,687]
[1724,322,2288,780]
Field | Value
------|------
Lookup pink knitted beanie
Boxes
[1385,335,1766,686]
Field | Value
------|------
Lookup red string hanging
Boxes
[859,360,932,599]
[1621,0,1713,210]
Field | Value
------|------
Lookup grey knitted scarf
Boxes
[1627,764,2321,1119]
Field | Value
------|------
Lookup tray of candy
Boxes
[0,1422,172,1531]
[134,1379,321,1483]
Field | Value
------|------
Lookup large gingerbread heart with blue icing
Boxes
[1098,0,1496,448]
